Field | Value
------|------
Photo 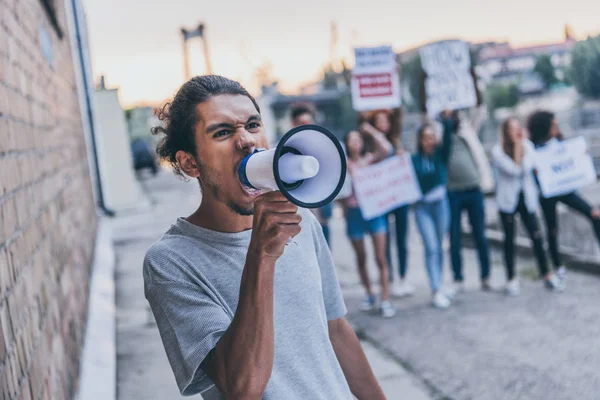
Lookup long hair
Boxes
[501,117,519,161]
[416,123,434,154]
[367,108,403,146]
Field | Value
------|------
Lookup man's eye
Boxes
[247,122,260,130]
[214,130,230,138]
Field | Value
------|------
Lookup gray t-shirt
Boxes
[447,135,481,191]
[143,208,352,399]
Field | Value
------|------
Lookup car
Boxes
[131,138,159,175]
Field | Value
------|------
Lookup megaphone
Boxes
[238,125,347,208]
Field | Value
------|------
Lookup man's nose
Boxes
[237,129,257,153]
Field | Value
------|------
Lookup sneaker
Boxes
[359,295,377,311]
[505,279,520,296]
[450,281,465,295]
[481,281,493,292]
[380,300,396,318]
[432,292,451,309]
[556,266,567,281]
[391,281,415,298]
[443,285,457,300]
[544,274,565,292]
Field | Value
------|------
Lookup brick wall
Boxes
[0,0,98,399]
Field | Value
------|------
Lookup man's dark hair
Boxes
[151,75,260,177]
[527,110,555,145]
[289,103,315,123]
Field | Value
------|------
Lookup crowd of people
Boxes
[290,104,600,318]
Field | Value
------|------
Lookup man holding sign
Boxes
[529,110,600,284]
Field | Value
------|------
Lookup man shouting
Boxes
[143,75,386,399]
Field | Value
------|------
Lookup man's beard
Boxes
[197,161,254,216]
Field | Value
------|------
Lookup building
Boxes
[475,38,575,93]
[0,0,104,399]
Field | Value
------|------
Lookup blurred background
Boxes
[1,0,600,399]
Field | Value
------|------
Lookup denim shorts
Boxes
[345,207,388,240]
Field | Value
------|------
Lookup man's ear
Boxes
[175,150,200,178]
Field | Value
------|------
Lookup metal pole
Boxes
[202,34,213,75]
[71,0,115,217]
[181,29,191,80]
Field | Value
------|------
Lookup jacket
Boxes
[491,139,539,213]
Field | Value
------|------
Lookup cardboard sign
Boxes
[534,137,597,198]
[424,69,478,118]
[419,40,477,116]
[351,154,422,220]
[354,46,396,71]
[351,45,401,112]
[420,40,471,75]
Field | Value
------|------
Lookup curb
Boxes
[461,227,600,276]
[75,219,116,400]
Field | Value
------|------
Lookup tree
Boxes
[484,83,520,114]
[569,35,600,99]
[534,54,558,88]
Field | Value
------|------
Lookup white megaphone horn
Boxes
[238,125,347,208]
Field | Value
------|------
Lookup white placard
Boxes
[424,69,478,117]
[419,40,471,75]
[354,46,396,72]
[351,45,401,112]
[351,71,401,111]
[351,154,422,220]
[534,137,597,198]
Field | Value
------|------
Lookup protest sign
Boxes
[351,45,401,111]
[351,154,422,220]
[534,137,597,198]
[354,46,396,71]
[424,69,478,117]
[420,40,471,75]
[419,40,477,116]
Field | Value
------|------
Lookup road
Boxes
[112,169,600,400]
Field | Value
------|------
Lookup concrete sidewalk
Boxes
[330,204,600,400]
[111,170,432,400]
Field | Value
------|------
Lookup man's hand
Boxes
[249,191,302,260]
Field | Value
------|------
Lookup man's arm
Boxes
[328,317,387,400]
[202,192,301,399]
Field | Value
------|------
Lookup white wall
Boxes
[94,89,147,212]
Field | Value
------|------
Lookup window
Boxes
[40,0,63,39]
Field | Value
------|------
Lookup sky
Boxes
[82,0,600,108]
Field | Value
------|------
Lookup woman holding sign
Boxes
[492,117,558,294]
[411,123,453,308]
[528,111,600,287]
[343,123,396,318]
[366,109,415,299]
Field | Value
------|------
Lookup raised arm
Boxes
[360,122,393,163]
[439,111,455,163]
[202,192,301,399]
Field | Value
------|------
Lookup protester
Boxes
[412,123,453,308]
[492,117,560,294]
[364,109,415,298]
[442,108,494,293]
[144,75,387,399]
[528,110,600,285]
[290,103,333,246]
[343,124,396,318]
